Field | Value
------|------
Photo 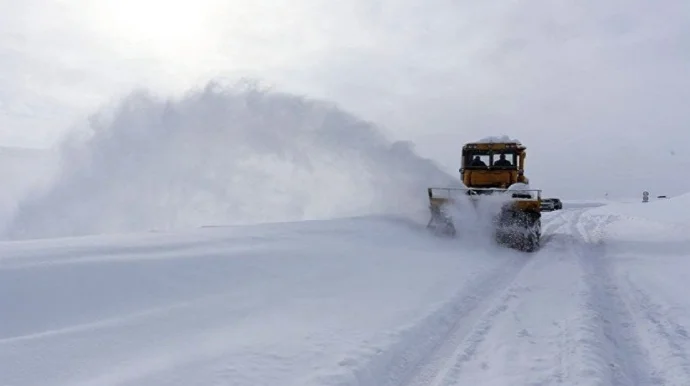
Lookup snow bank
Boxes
[559,198,641,209]
[4,80,454,240]
[560,200,609,209]
[583,191,690,245]
[590,192,690,225]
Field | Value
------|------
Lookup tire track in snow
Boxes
[397,250,540,386]
[618,277,690,384]
[377,208,688,386]
[389,211,583,386]
[571,210,657,385]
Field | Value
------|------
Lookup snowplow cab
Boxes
[461,141,527,188]
[458,141,541,214]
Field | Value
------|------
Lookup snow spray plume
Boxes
[0,148,59,234]
[442,190,516,248]
[5,80,454,240]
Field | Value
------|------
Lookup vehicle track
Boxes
[618,275,690,384]
[571,210,658,385]
[393,209,663,386]
[397,246,544,386]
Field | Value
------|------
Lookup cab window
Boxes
[466,153,490,167]
[491,152,517,168]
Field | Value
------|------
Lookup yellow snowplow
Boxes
[426,139,542,252]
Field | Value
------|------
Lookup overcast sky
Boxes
[1,0,689,198]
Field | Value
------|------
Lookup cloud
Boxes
[305,0,690,198]
[1,0,688,197]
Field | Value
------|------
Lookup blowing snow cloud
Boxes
[5,81,454,239]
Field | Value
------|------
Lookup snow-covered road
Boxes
[402,200,690,386]
[3,197,690,386]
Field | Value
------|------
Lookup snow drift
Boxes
[4,81,454,240]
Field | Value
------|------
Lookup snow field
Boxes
[5,194,690,385]
[0,216,521,386]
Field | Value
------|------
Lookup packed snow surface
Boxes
[4,193,690,385]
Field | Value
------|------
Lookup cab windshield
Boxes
[464,151,518,169]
